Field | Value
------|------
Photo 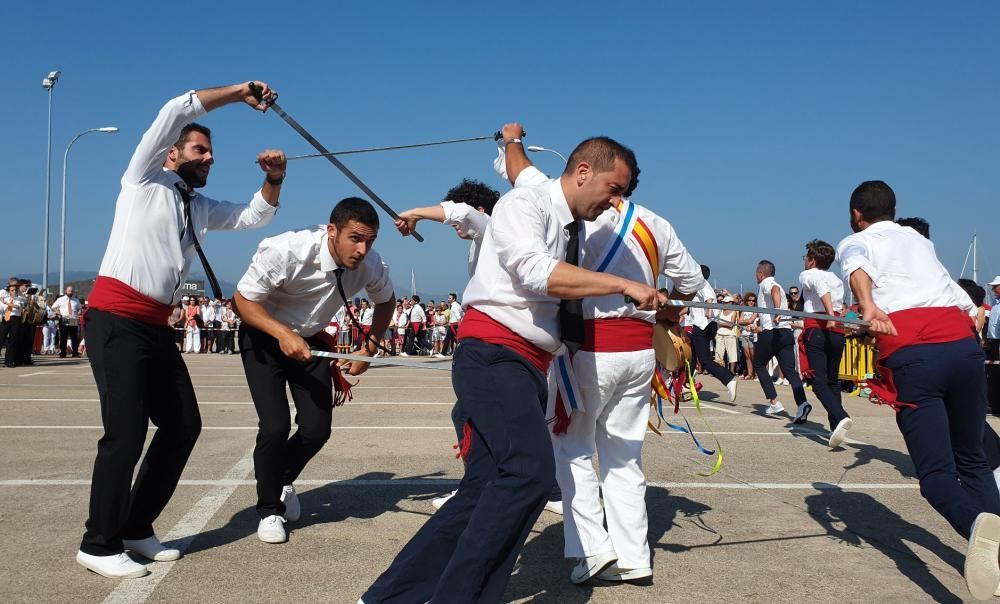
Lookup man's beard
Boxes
[176,160,209,189]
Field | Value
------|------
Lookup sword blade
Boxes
[286,136,495,161]
[659,299,870,327]
[312,350,452,371]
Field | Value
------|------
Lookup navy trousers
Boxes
[752,328,807,405]
[803,329,848,430]
[364,339,555,604]
[691,326,734,386]
[890,338,1000,538]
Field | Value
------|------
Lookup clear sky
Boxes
[4,2,998,298]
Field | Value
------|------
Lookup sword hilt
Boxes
[493,129,527,141]
[247,81,277,112]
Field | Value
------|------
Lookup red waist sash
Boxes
[581,318,653,352]
[457,307,552,373]
[88,276,174,326]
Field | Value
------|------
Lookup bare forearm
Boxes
[546,261,627,300]
[196,83,252,112]
[505,142,532,184]
[821,292,834,316]
[409,205,447,223]
[261,179,282,207]
[849,270,876,310]
[233,291,293,341]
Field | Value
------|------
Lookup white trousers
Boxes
[551,348,653,568]
[42,321,57,351]
[184,327,201,353]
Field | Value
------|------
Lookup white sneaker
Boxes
[726,378,738,403]
[781,378,791,386]
[829,418,854,448]
[965,512,1000,600]
[122,535,181,561]
[281,485,301,522]
[598,563,653,582]
[571,552,618,584]
[792,402,813,425]
[544,499,564,515]
[257,515,287,544]
[432,490,457,510]
[399,352,409,357]
[765,402,785,416]
[76,550,150,578]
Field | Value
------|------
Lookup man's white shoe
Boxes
[792,402,812,425]
[122,535,181,562]
[765,402,785,416]
[726,378,738,403]
[544,499,564,515]
[432,490,457,510]
[964,512,1000,600]
[570,551,618,584]
[828,418,854,448]
[597,563,653,582]
[257,515,288,544]
[76,550,150,578]
[281,485,301,522]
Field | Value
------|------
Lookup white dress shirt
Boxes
[449,300,463,324]
[237,226,394,338]
[462,178,576,352]
[757,276,792,331]
[688,283,717,330]
[837,221,968,314]
[1,290,25,318]
[53,295,82,319]
[98,91,278,305]
[360,307,374,326]
[798,268,845,315]
[407,304,426,325]
[515,166,705,322]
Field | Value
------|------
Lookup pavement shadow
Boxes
[841,442,918,479]
[182,471,453,556]
[805,482,964,603]
[647,486,716,557]
[503,522,597,603]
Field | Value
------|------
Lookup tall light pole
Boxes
[60,127,118,292]
[41,70,61,294]
[527,145,567,163]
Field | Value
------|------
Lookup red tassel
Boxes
[549,391,571,435]
[798,328,815,382]
[453,420,473,460]
[330,362,354,407]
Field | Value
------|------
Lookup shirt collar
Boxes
[320,231,344,273]
[163,168,194,196]
[548,179,576,229]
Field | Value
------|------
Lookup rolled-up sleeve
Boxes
[203,190,278,232]
[237,245,288,301]
[514,166,549,188]
[490,191,559,295]
[837,236,879,284]
[123,91,207,186]
[363,253,395,304]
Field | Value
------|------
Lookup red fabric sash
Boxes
[457,307,552,373]
[88,276,174,326]
[310,331,355,406]
[581,318,653,352]
[869,306,977,410]
[798,315,846,380]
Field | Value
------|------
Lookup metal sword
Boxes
[285,135,498,161]
[625,297,871,327]
[247,83,424,242]
[311,350,452,371]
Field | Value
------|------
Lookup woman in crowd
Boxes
[432,300,449,357]
[715,296,740,374]
[738,293,760,380]
[184,297,201,353]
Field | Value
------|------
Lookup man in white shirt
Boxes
[797,239,851,447]
[76,81,283,580]
[403,296,427,355]
[0,281,26,367]
[53,286,82,358]
[446,293,463,355]
[688,266,739,401]
[235,197,394,545]
[837,180,1000,600]
[753,260,811,421]
[363,136,663,604]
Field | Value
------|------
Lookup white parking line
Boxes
[19,370,56,377]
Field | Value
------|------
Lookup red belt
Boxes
[581,317,653,352]
[458,307,552,372]
[88,276,174,326]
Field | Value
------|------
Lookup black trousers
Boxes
[405,327,426,355]
[753,328,807,405]
[239,325,333,519]
[16,320,35,363]
[803,329,848,430]
[690,326,734,386]
[0,317,20,366]
[60,322,80,356]
[443,324,459,355]
[81,309,202,556]
[364,339,554,604]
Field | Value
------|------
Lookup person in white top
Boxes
[363,135,664,604]
[715,296,739,374]
[235,197,394,545]
[42,296,59,354]
[445,293,463,355]
[402,296,427,355]
[0,282,26,367]
[797,239,851,446]
[837,180,1000,600]
[688,267,740,400]
[53,286,82,358]
[503,139,706,583]
[76,81,284,580]
[753,260,811,420]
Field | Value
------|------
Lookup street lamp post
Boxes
[41,70,61,294]
[527,145,567,163]
[60,127,118,293]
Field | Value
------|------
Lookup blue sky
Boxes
[4,2,998,299]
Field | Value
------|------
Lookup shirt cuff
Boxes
[185,90,209,120]
[250,189,279,215]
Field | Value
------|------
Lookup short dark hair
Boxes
[448,292,457,299]
[805,239,836,270]
[562,136,640,196]
[174,123,212,150]
[446,179,501,216]
[758,260,776,277]
[330,197,380,229]
[701,265,711,279]
[850,180,896,223]
[896,216,930,239]
[411,295,420,303]
[958,278,985,307]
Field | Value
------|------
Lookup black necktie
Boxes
[176,183,223,301]
[559,221,584,354]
